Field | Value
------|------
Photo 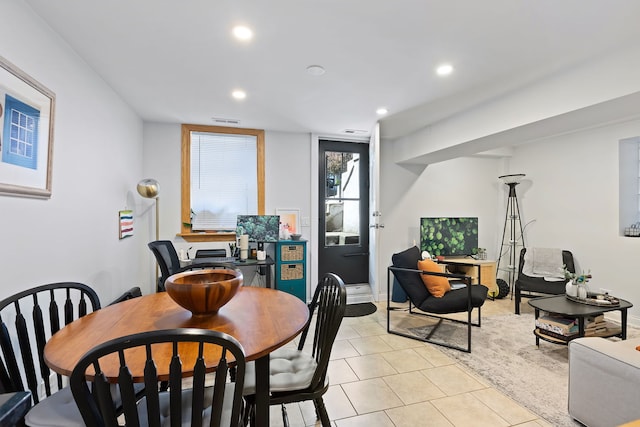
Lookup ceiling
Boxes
[24,0,640,140]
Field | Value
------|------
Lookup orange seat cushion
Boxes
[417,259,451,298]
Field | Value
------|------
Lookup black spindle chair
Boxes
[70,328,247,427]
[243,273,347,427]
[0,282,101,426]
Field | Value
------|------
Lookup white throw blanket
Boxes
[522,247,565,280]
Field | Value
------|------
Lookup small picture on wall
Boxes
[276,208,300,234]
[119,210,134,239]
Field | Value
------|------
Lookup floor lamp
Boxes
[497,174,525,298]
[137,178,160,287]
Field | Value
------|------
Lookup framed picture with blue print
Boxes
[0,55,55,198]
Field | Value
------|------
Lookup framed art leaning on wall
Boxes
[0,56,55,198]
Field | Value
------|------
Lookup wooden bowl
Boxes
[165,268,243,316]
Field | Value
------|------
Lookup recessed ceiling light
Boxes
[232,25,253,41]
[376,107,388,115]
[232,90,247,100]
[306,65,326,76]
[436,63,454,76]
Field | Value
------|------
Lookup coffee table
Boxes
[528,295,633,346]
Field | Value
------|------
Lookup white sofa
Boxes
[568,337,640,427]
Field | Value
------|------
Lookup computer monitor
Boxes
[236,215,280,242]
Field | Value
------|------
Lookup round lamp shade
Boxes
[137,179,160,198]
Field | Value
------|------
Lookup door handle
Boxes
[369,224,385,229]
[343,252,369,257]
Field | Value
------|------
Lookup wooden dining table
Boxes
[44,286,309,427]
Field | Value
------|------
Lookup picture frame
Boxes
[119,210,134,239]
[276,208,300,234]
[0,56,55,198]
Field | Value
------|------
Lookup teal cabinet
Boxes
[276,240,307,302]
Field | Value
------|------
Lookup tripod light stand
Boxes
[497,174,525,297]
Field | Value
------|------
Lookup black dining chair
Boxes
[70,328,247,427]
[0,282,145,426]
[0,282,101,427]
[243,272,347,427]
[148,240,234,292]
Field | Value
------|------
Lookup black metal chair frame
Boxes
[514,248,575,314]
[0,282,101,401]
[246,272,347,427]
[70,328,247,427]
[387,266,481,353]
[148,240,235,292]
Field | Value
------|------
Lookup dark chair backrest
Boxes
[518,248,575,278]
[297,273,346,392]
[108,286,142,306]
[0,282,101,402]
[195,249,227,258]
[390,246,431,306]
[148,240,181,291]
[70,328,246,427]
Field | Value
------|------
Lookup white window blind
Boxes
[190,132,257,230]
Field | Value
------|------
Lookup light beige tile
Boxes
[300,384,356,425]
[348,336,394,355]
[472,388,537,425]
[385,401,454,427]
[421,364,485,395]
[327,358,359,384]
[334,411,395,427]
[431,393,509,427]
[383,371,446,404]
[350,322,388,337]
[335,324,362,340]
[412,344,457,367]
[341,378,404,414]
[379,348,435,372]
[330,339,360,360]
[345,354,398,380]
[378,332,427,350]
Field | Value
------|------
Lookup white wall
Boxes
[0,0,144,303]
[510,118,640,321]
[141,124,313,295]
[378,145,503,299]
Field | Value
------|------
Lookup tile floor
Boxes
[268,297,554,427]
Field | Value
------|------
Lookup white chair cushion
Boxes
[24,386,84,427]
[24,382,145,427]
[137,385,238,427]
[243,347,317,396]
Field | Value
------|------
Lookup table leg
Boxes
[534,308,540,346]
[255,354,270,427]
[266,264,272,289]
[621,308,628,340]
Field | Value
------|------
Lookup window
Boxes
[180,124,265,242]
[2,94,40,170]
[619,136,640,236]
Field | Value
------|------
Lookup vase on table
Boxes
[565,280,578,297]
[577,283,588,300]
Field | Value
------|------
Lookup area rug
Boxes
[409,313,579,426]
[344,302,377,317]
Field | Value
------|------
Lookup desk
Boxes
[186,256,275,289]
[44,287,308,427]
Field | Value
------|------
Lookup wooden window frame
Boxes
[178,124,265,242]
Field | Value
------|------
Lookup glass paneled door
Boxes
[318,140,369,284]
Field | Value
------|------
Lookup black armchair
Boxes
[387,246,487,353]
[514,248,575,314]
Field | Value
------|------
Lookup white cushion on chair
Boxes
[243,347,317,395]
[25,382,145,426]
[24,387,84,427]
[137,385,238,426]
